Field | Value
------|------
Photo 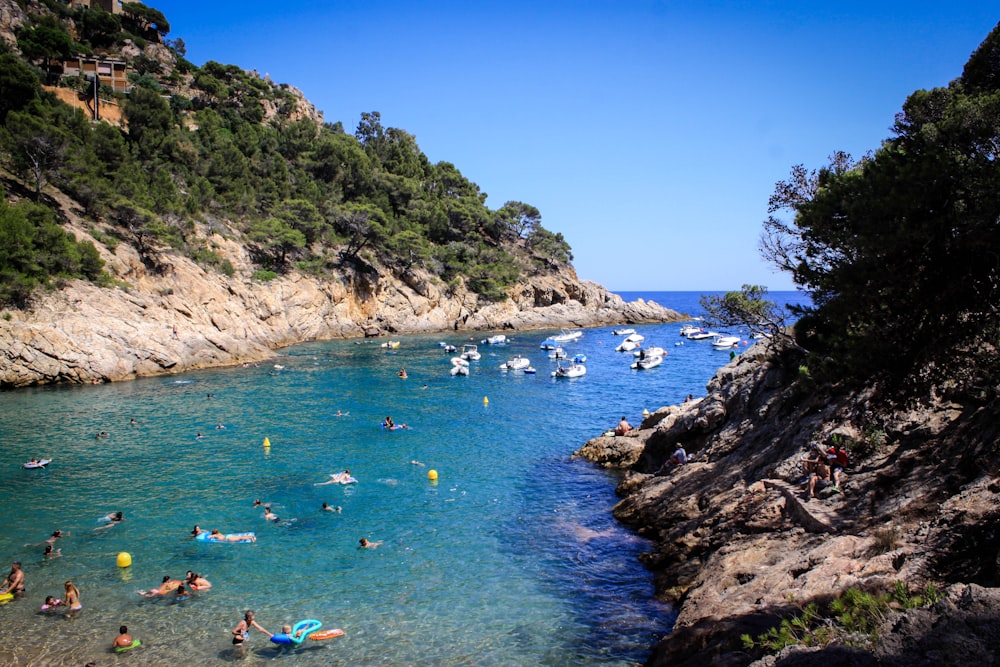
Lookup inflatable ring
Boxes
[114,639,141,653]
[271,619,322,645]
[309,628,345,641]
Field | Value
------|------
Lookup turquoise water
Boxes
[0,292,805,666]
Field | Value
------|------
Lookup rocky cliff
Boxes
[576,340,1000,666]
[0,207,682,387]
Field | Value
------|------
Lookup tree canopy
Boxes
[760,19,1000,394]
[0,2,575,308]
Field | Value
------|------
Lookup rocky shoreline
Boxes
[576,340,1000,666]
[0,232,683,387]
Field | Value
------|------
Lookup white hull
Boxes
[631,355,663,370]
[712,335,741,350]
[552,364,587,378]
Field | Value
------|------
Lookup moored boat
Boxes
[551,363,587,378]
[501,355,531,371]
[461,344,481,361]
[712,335,741,350]
[612,328,635,336]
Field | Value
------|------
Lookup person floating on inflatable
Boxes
[315,470,357,486]
[269,619,322,645]
[113,625,141,653]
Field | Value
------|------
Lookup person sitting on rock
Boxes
[802,445,831,498]
[655,445,689,475]
[614,416,632,436]
[826,442,849,491]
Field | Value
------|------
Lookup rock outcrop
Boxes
[0,230,683,386]
[575,340,1000,666]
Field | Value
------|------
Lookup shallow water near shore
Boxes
[0,292,804,665]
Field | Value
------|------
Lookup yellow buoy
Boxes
[116,552,132,568]
[483,396,489,406]
[263,437,271,448]
[642,409,650,417]
[427,469,438,481]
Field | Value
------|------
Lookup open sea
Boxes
[0,291,806,666]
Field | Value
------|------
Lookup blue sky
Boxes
[153,1,997,292]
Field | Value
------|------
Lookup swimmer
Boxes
[113,625,135,650]
[129,418,137,426]
[0,562,24,595]
[174,584,189,601]
[216,423,225,429]
[263,505,280,522]
[94,511,123,530]
[45,529,65,544]
[410,460,426,467]
[383,416,394,429]
[138,575,182,597]
[232,610,272,648]
[359,538,382,549]
[322,503,342,513]
[64,580,81,611]
[191,525,208,537]
[185,571,212,591]
[43,544,61,559]
[196,432,203,439]
[253,499,263,508]
[41,595,63,612]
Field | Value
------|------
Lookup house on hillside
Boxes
[66,0,124,14]
[51,56,130,93]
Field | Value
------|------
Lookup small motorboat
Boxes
[549,347,568,360]
[460,344,481,361]
[523,367,537,374]
[22,458,51,469]
[552,363,587,378]
[573,353,587,363]
[612,328,635,336]
[686,329,717,341]
[631,355,663,370]
[482,334,508,345]
[679,325,701,337]
[616,339,638,352]
[501,355,531,371]
[450,364,469,376]
[439,343,457,352]
[551,328,584,343]
[539,338,557,350]
[712,335,742,350]
[634,346,665,358]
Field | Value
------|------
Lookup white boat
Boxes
[450,364,469,376]
[461,344,481,361]
[439,342,457,352]
[549,347,568,359]
[686,329,717,340]
[612,328,635,336]
[501,355,531,371]
[482,334,507,345]
[616,339,639,352]
[634,346,665,358]
[631,354,663,370]
[22,458,51,469]
[624,332,645,343]
[679,325,702,337]
[551,328,583,343]
[451,356,470,367]
[712,335,741,350]
[551,363,587,378]
[573,353,587,363]
[539,339,557,350]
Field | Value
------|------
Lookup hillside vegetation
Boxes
[0,0,572,308]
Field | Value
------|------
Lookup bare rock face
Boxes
[575,339,1000,666]
[0,0,28,47]
[0,245,683,386]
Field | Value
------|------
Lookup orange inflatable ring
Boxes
[308,628,345,641]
